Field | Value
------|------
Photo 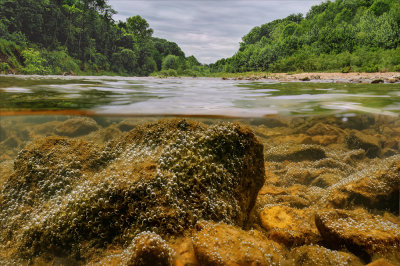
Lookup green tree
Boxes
[161,54,179,70]
[126,15,153,39]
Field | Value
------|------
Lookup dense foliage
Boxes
[1,0,399,75]
[0,0,201,75]
[210,0,400,73]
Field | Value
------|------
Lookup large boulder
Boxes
[0,119,265,260]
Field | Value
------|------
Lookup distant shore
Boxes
[2,72,400,84]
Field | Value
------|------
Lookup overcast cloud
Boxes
[110,0,323,64]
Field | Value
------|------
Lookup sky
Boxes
[110,0,324,64]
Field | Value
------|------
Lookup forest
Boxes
[0,0,204,76]
[211,0,400,73]
[0,0,399,76]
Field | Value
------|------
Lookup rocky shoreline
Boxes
[222,72,400,84]
[0,115,399,265]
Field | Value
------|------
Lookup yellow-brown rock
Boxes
[170,237,199,266]
[367,258,397,266]
[273,134,312,145]
[120,232,175,266]
[315,208,400,263]
[259,205,321,247]
[192,221,288,266]
[256,184,326,209]
[291,245,363,266]
[325,155,400,213]
[311,135,338,145]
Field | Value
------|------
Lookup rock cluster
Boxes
[0,114,399,265]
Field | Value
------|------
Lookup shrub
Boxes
[21,48,49,74]
[0,62,10,73]
[42,49,80,75]
[362,64,380,73]
[161,55,179,70]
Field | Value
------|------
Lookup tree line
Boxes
[0,0,204,75]
[1,0,399,76]
[210,0,400,74]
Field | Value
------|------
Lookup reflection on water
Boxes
[1,75,400,117]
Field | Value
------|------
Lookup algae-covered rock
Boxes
[192,221,287,265]
[256,184,326,209]
[0,119,265,261]
[345,130,381,158]
[265,144,326,162]
[306,123,344,136]
[55,117,100,137]
[291,245,364,266]
[259,205,321,247]
[120,232,175,266]
[324,155,400,213]
[315,208,400,263]
[117,119,138,132]
[310,173,339,188]
[4,136,106,204]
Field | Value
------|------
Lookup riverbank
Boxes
[3,72,400,84]
[215,72,400,83]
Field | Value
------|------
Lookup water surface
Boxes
[1,75,399,117]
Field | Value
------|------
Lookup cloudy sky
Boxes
[110,0,323,64]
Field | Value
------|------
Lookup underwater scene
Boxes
[0,76,399,265]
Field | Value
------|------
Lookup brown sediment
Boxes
[0,114,399,265]
[0,109,96,116]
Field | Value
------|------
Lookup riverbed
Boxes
[0,76,399,265]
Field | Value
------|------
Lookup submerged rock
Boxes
[325,155,400,213]
[259,205,321,247]
[367,258,398,266]
[291,245,363,266]
[345,130,381,158]
[256,184,326,209]
[315,209,400,263]
[306,123,344,137]
[265,144,326,162]
[192,221,287,265]
[0,119,265,261]
[55,117,100,137]
[120,232,175,266]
